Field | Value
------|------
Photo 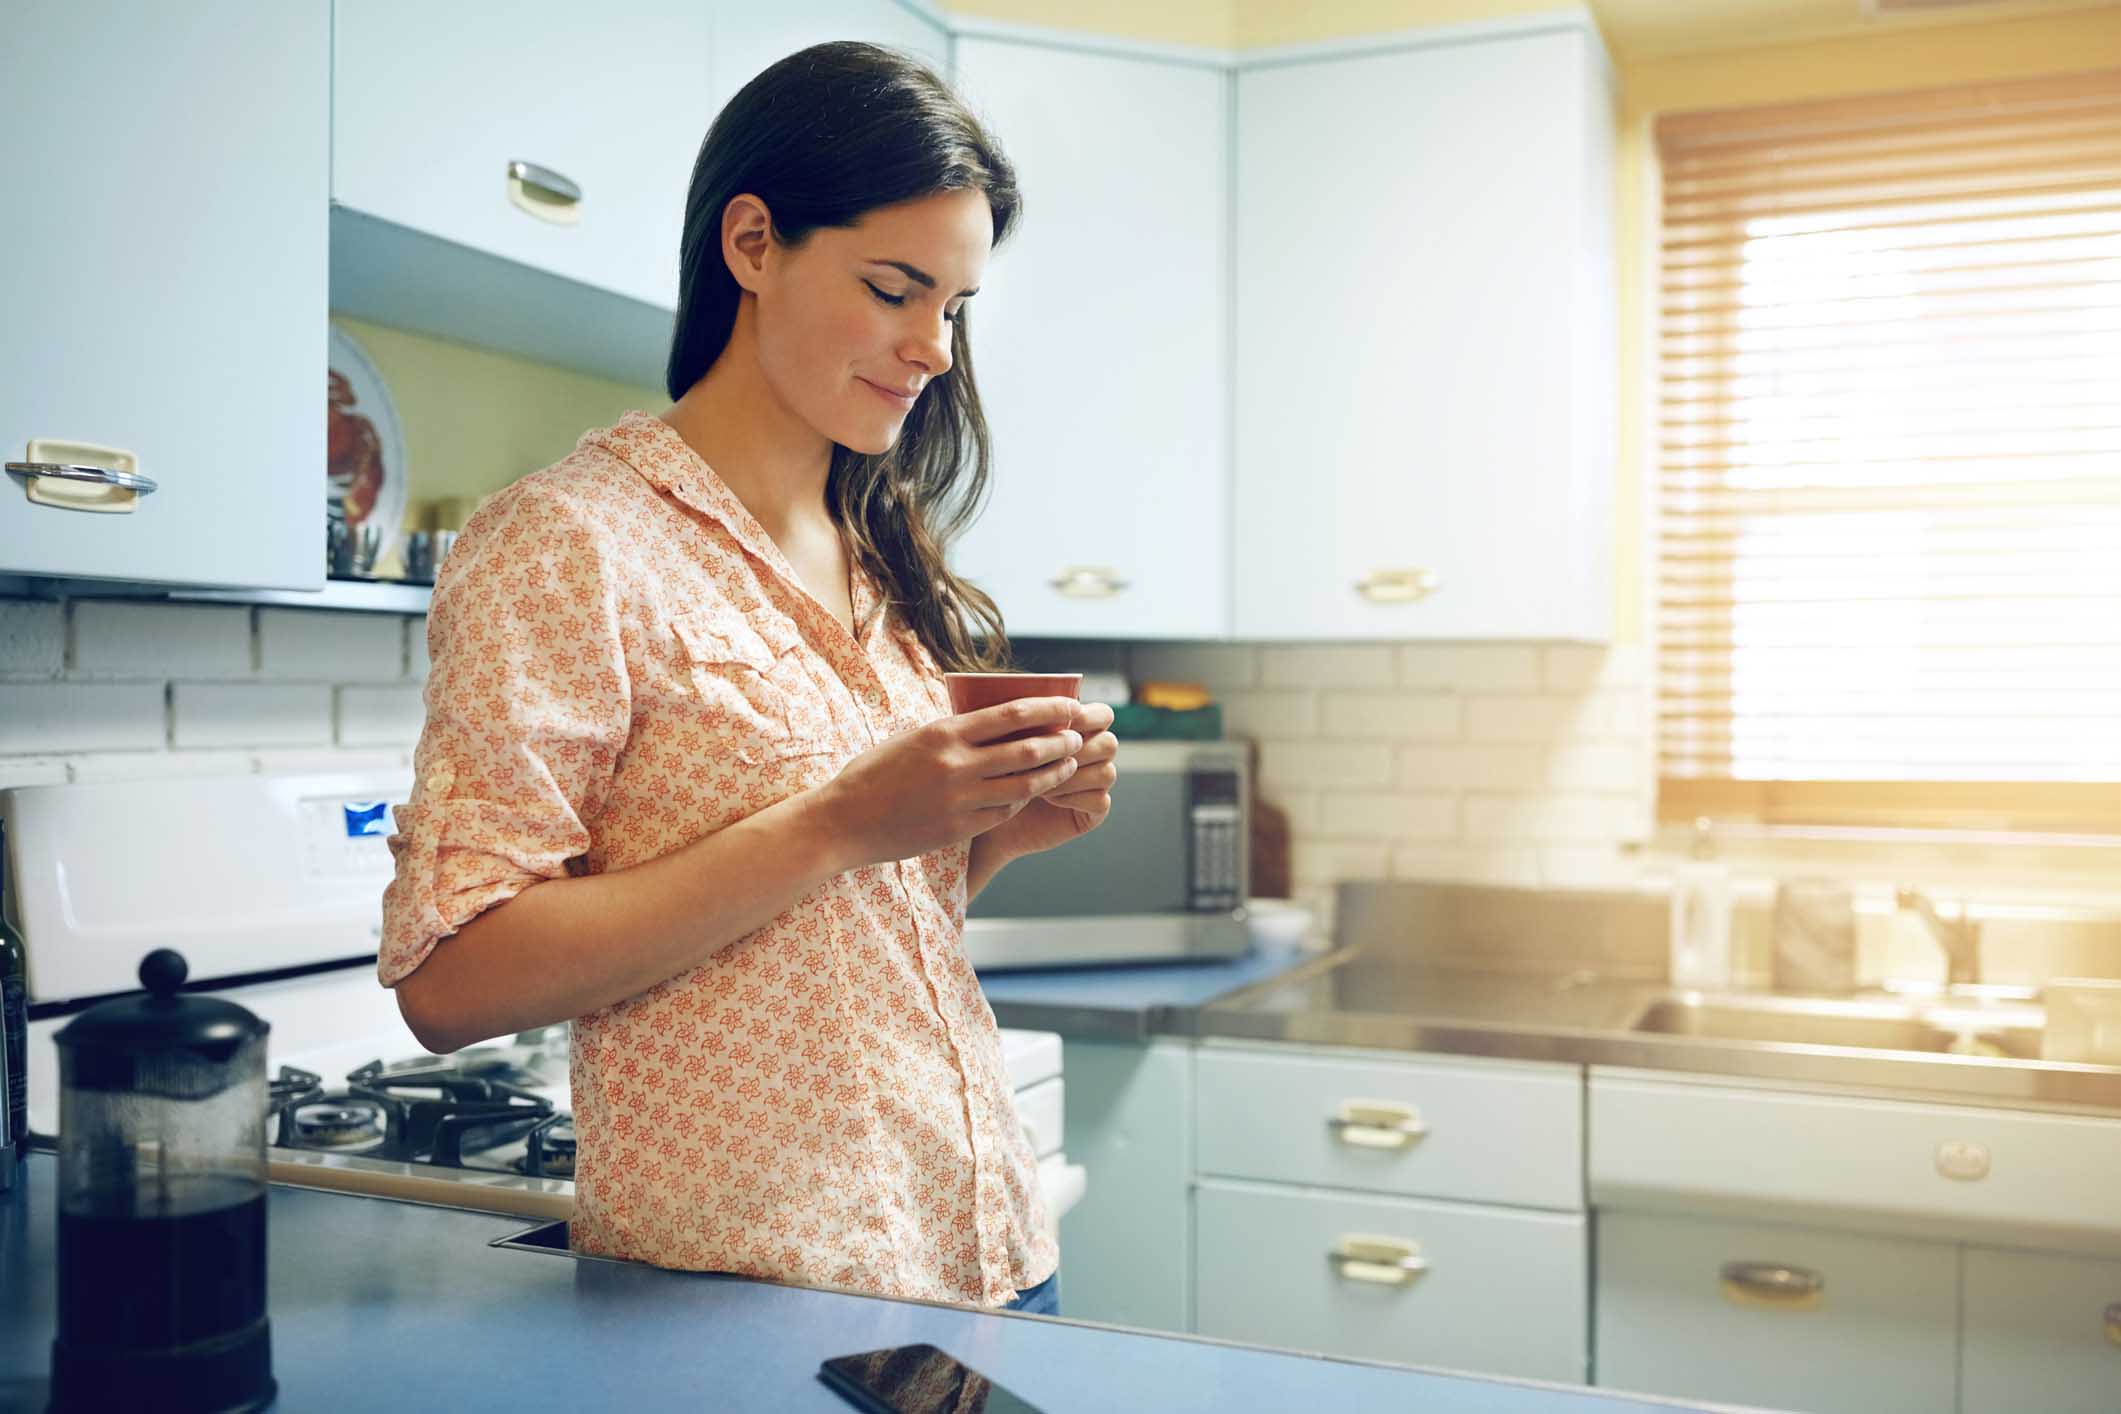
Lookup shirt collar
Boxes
[587,410,892,649]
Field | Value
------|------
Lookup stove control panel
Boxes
[297,795,402,881]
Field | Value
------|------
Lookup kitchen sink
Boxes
[1628,994,2045,1059]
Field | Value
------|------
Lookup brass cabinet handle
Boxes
[1328,1235,1429,1286]
[1049,565,1128,599]
[1355,567,1441,603]
[507,160,582,223]
[1326,1099,1427,1150]
[1721,1261,1824,1310]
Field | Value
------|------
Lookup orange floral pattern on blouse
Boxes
[379,411,1054,1306]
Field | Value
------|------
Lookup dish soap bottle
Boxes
[1669,818,1733,991]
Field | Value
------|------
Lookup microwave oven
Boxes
[962,740,1250,971]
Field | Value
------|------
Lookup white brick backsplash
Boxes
[1128,643,1257,690]
[1465,695,1572,743]
[1259,645,1395,689]
[1390,844,1542,887]
[1397,744,1543,791]
[74,601,251,678]
[1567,690,1649,743]
[1320,692,1459,741]
[1259,741,1394,789]
[0,682,165,752]
[1545,643,1647,692]
[0,757,68,789]
[1463,792,1637,844]
[408,616,431,679]
[1219,690,1317,739]
[1398,645,1541,692]
[338,685,427,746]
[69,750,254,782]
[0,601,65,676]
[258,609,404,680]
[1318,790,1456,841]
[1547,742,1648,792]
[1292,841,1389,886]
[1538,845,1642,887]
[172,683,330,748]
[252,748,408,776]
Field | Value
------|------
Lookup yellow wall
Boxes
[329,316,660,538]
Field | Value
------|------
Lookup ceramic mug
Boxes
[944,672,1082,743]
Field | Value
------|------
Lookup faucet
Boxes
[1895,887,1980,988]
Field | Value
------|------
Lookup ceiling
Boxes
[1588,0,2121,60]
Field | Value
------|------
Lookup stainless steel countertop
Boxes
[1195,946,2121,1114]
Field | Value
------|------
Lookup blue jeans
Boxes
[1003,1270,1060,1316]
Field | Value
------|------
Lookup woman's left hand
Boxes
[983,702,1118,861]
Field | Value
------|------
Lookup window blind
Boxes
[1655,68,2121,832]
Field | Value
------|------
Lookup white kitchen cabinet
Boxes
[1051,1040,1194,1332]
[709,0,951,116]
[1197,1178,1587,1383]
[0,0,328,591]
[1195,1043,1582,1212]
[1961,1246,2121,1414]
[332,1,713,313]
[1595,1209,1958,1414]
[949,39,1230,640]
[1232,22,1616,641]
[1589,1071,2121,1243]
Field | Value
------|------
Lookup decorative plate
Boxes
[327,323,407,567]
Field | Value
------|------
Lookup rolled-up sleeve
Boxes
[378,485,632,988]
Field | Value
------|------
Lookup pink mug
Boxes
[944,672,1083,743]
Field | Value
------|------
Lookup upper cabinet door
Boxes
[950,40,1230,641]
[709,0,951,112]
[0,0,328,591]
[1234,28,1616,642]
[332,1,713,312]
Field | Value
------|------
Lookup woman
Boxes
[378,42,1117,1318]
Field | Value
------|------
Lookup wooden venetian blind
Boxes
[1655,69,2121,833]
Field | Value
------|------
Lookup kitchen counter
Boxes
[0,1151,1735,1413]
[1198,946,2121,1113]
[977,941,1318,1040]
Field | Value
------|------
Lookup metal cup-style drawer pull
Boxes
[1329,1235,1429,1287]
[2105,1301,2121,1347]
[507,160,582,224]
[8,440,156,514]
[1720,1262,1824,1311]
[1327,1099,1427,1150]
[1049,565,1128,599]
[1355,567,1441,603]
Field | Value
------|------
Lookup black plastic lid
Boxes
[53,949,269,1067]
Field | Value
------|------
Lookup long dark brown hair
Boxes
[667,41,1018,672]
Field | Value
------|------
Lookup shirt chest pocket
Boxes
[670,606,831,760]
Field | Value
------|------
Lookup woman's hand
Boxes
[978,701,1118,864]
[816,696,1086,868]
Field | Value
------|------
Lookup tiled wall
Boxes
[0,598,428,788]
[1125,641,1655,924]
[8,597,2117,948]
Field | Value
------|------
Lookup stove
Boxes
[5,771,1084,1229]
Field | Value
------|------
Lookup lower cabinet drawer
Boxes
[1193,1178,1586,1384]
[1593,1209,1957,1414]
[1962,1245,2121,1414]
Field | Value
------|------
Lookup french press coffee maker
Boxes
[49,948,275,1412]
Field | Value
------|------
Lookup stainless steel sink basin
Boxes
[1629,994,2045,1059]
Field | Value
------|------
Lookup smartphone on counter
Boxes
[818,1344,1047,1414]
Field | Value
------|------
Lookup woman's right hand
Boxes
[817,696,1085,868]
